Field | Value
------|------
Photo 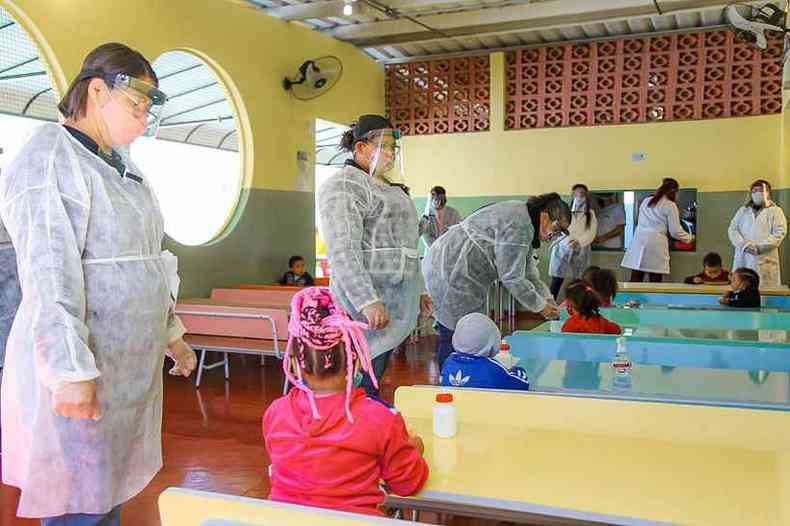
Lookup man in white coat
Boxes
[728,180,787,287]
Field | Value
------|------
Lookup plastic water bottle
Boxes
[611,337,632,390]
[494,340,519,369]
[433,393,457,438]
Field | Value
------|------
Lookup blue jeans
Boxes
[41,506,121,526]
[360,350,393,397]
[436,323,455,370]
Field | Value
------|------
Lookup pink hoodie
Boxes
[262,387,429,516]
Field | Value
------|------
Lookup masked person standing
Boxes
[0,43,197,525]
[728,180,787,287]
[318,115,432,397]
[548,184,597,299]
[420,186,462,249]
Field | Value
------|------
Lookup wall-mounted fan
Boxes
[283,56,343,100]
[726,3,787,50]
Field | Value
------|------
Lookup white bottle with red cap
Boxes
[494,339,519,369]
[433,392,457,438]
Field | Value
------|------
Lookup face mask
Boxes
[752,192,765,206]
[572,197,586,211]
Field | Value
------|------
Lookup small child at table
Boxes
[719,267,761,309]
[562,280,622,335]
[684,252,730,285]
[440,313,530,391]
[589,268,618,308]
[262,287,428,516]
[279,255,315,287]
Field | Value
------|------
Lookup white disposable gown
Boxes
[0,219,21,369]
[548,209,598,279]
[317,163,422,359]
[621,196,693,275]
[0,124,185,518]
[420,203,462,248]
[423,201,552,330]
[728,204,787,287]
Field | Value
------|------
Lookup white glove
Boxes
[166,339,197,377]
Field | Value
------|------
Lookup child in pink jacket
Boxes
[262,287,429,516]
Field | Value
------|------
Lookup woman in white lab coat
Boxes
[548,184,598,299]
[621,178,695,282]
[728,180,787,287]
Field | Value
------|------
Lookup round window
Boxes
[132,50,244,246]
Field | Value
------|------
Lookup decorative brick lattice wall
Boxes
[386,56,491,135]
[505,30,784,130]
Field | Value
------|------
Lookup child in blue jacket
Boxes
[440,313,529,391]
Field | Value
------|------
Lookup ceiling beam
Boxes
[258,0,540,22]
[378,23,729,63]
[321,0,763,47]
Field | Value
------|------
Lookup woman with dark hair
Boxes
[419,185,462,248]
[423,195,571,368]
[548,184,598,299]
[318,115,432,397]
[728,179,787,287]
[0,43,196,524]
[621,178,694,282]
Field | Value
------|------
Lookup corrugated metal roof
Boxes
[154,51,239,152]
[0,6,59,122]
[249,0,775,63]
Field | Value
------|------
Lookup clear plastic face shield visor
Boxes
[363,128,404,182]
[751,182,772,207]
[108,73,168,137]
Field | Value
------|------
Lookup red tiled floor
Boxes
[2,316,541,526]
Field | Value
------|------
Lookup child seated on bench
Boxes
[440,313,530,391]
[279,255,315,287]
[719,267,761,309]
[263,287,428,516]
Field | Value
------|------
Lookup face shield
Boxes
[751,182,772,207]
[363,128,404,182]
[108,74,168,137]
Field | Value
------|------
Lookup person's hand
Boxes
[693,276,704,284]
[52,380,101,420]
[166,338,197,377]
[744,243,758,255]
[541,302,560,320]
[408,433,425,456]
[419,294,433,317]
[568,239,580,250]
[362,302,390,330]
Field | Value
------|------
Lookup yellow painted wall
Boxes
[403,51,783,197]
[3,0,384,192]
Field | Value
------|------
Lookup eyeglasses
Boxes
[117,88,153,118]
[369,141,401,156]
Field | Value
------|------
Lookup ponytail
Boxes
[339,128,355,152]
[565,279,603,319]
[648,178,679,208]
